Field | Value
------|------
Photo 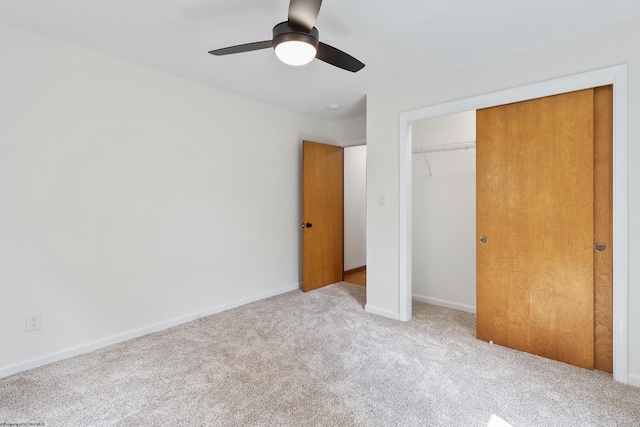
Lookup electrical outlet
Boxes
[26,312,41,332]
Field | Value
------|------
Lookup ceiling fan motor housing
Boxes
[272,21,319,50]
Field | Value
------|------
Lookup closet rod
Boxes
[412,140,476,154]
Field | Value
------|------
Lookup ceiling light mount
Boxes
[272,22,319,66]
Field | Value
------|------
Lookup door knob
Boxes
[302,222,313,229]
[479,236,488,244]
[595,242,606,252]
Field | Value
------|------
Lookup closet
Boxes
[412,112,476,309]
[412,88,613,372]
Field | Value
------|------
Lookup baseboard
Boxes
[0,283,301,379]
[364,304,401,320]
[628,374,640,388]
[344,265,366,275]
[412,294,476,314]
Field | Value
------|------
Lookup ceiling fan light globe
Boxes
[275,40,317,66]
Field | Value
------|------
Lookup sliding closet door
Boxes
[593,85,613,373]
[476,89,595,369]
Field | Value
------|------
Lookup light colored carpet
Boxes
[1,283,639,426]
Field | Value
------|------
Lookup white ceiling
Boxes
[2,0,640,121]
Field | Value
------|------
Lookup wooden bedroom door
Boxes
[476,88,599,369]
[302,140,344,292]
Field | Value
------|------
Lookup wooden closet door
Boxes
[476,89,595,369]
[593,85,613,372]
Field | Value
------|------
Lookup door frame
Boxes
[398,65,629,383]
[340,139,367,281]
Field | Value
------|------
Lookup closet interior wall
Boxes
[412,111,476,311]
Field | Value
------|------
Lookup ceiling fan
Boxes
[208,0,365,72]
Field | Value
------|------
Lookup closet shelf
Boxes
[412,140,476,154]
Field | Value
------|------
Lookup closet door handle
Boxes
[302,223,313,229]
[479,236,488,244]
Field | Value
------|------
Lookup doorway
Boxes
[398,65,629,383]
[302,141,367,290]
[344,144,367,287]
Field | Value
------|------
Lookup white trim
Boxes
[629,374,640,389]
[365,304,401,320]
[398,65,629,384]
[0,283,301,379]
[338,138,366,148]
[398,117,412,321]
[611,69,629,385]
[413,295,476,314]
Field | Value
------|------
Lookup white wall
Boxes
[329,116,366,145]
[344,146,367,270]
[366,17,640,382]
[412,112,475,311]
[0,23,334,375]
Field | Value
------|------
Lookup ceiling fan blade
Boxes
[288,0,322,32]
[209,40,273,56]
[316,42,365,73]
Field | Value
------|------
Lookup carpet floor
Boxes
[1,283,639,426]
